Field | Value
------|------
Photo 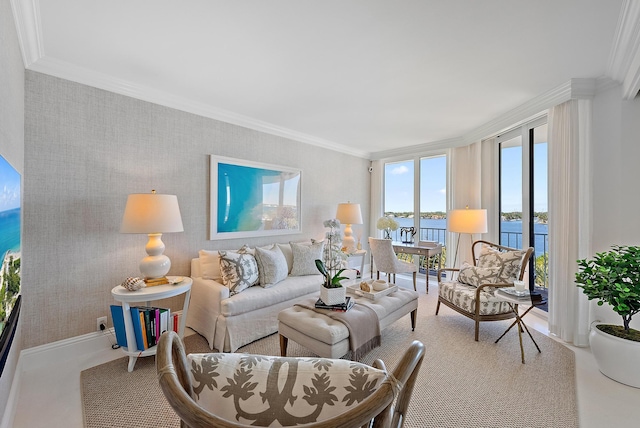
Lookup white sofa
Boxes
[186,243,356,352]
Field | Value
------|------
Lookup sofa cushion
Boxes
[438,280,511,315]
[220,274,322,317]
[219,246,259,295]
[477,246,526,283]
[187,352,388,426]
[255,245,289,287]
[290,241,325,276]
[457,262,501,288]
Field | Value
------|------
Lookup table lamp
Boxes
[335,202,363,254]
[447,206,487,267]
[120,190,184,282]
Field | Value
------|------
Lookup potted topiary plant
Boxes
[315,259,348,305]
[575,245,640,388]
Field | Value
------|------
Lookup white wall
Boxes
[590,83,640,328]
[0,0,24,418]
[23,72,370,349]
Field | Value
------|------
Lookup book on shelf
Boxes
[109,305,127,348]
[129,307,146,351]
[315,296,354,312]
[171,311,182,333]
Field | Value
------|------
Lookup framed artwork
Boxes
[0,154,21,376]
[210,156,302,240]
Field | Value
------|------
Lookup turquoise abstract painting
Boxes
[210,156,301,239]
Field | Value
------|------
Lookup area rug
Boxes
[81,285,578,428]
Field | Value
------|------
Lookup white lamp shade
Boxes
[121,193,184,233]
[335,203,363,225]
[447,208,487,234]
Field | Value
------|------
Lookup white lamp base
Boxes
[342,224,357,254]
[140,233,171,279]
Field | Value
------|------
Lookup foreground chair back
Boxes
[369,238,417,291]
[157,331,425,428]
[436,240,534,341]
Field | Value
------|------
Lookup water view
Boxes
[391,217,548,257]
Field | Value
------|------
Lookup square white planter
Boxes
[320,285,346,306]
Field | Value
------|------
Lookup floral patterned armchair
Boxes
[157,331,425,428]
[436,240,534,341]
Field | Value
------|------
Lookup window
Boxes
[383,155,447,273]
[497,118,549,306]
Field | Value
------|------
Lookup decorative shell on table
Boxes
[359,281,371,292]
[121,277,145,291]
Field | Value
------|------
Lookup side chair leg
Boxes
[412,272,417,291]
[410,309,416,331]
[435,300,440,315]
[279,334,288,357]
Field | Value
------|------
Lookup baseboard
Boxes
[19,328,117,371]
[1,329,117,426]
[0,355,22,428]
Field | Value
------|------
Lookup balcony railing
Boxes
[386,227,549,289]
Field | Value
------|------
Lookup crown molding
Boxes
[11,1,370,159]
[607,0,640,99]
[369,137,463,160]
[10,0,43,68]
[28,56,371,159]
[371,78,598,160]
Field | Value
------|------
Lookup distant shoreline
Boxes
[0,249,20,292]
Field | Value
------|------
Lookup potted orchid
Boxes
[315,219,349,305]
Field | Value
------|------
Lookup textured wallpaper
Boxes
[23,71,370,349]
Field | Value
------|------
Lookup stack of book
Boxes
[315,296,355,312]
[110,305,182,351]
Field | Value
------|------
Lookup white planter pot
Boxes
[320,285,346,306]
[589,323,640,388]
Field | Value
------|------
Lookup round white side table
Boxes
[111,277,192,372]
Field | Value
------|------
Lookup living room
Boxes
[2,1,640,427]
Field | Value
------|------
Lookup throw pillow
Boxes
[187,353,388,424]
[219,246,259,295]
[457,262,501,288]
[477,246,526,283]
[290,240,325,276]
[199,250,221,281]
[255,245,289,287]
[277,243,294,273]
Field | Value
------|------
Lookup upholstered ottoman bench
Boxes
[277,287,419,359]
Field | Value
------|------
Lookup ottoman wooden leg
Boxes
[279,334,288,356]
[410,309,417,331]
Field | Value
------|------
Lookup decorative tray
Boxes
[500,287,529,297]
[346,283,398,300]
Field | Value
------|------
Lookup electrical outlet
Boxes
[96,316,107,332]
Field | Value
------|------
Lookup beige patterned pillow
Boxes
[187,353,388,425]
[477,246,526,283]
[457,262,501,287]
[290,241,325,276]
[219,246,259,295]
[255,245,289,287]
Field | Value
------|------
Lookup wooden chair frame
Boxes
[435,240,534,341]
[157,331,425,428]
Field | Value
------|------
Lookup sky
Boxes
[384,156,447,213]
[384,143,548,214]
[0,156,20,213]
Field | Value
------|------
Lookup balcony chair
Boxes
[435,240,534,341]
[369,238,417,291]
[157,330,425,428]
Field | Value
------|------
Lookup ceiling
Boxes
[12,0,634,158]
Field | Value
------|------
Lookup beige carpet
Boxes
[81,285,578,428]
